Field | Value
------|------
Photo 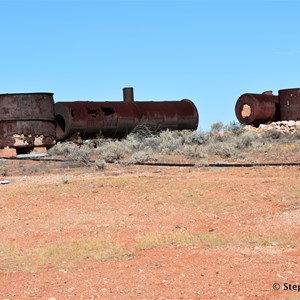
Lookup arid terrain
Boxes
[0,155,299,299]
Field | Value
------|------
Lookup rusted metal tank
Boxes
[0,93,56,149]
[279,88,300,121]
[55,88,198,140]
[235,92,279,126]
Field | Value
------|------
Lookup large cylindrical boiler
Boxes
[279,88,300,121]
[0,93,56,149]
[55,89,199,140]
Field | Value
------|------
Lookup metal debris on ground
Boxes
[17,153,49,159]
[0,180,11,184]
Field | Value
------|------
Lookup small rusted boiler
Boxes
[235,91,279,126]
[0,93,56,150]
[55,88,199,140]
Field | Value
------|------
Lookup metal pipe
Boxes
[123,87,134,102]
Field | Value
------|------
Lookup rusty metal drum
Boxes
[55,99,199,140]
[235,93,279,126]
[0,93,56,149]
[279,88,300,121]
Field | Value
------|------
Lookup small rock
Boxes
[62,175,69,184]
[259,124,267,128]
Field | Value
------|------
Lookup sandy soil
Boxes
[0,161,299,299]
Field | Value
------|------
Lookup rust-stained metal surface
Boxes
[235,93,279,126]
[55,91,198,140]
[123,87,134,103]
[0,93,56,149]
[279,88,300,121]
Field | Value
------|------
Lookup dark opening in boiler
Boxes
[55,114,66,138]
[16,147,34,155]
[100,106,115,116]
[87,108,100,117]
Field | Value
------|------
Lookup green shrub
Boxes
[211,122,224,132]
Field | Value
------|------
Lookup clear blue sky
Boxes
[1,0,300,130]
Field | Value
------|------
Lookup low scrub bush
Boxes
[208,143,237,158]
[262,129,282,140]
[99,141,127,162]
[179,144,208,159]
[233,131,256,150]
[129,150,153,163]
[182,130,209,145]
[48,142,79,157]
[224,121,245,136]
[94,159,106,170]
[68,145,92,165]
[157,130,185,154]
[46,121,300,162]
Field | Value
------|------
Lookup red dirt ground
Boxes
[0,162,299,299]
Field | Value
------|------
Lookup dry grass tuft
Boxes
[36,239,127,264]
[134,232,294,251]
[135,232,228,250]
[0,239,130,273]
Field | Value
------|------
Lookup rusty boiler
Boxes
[235,91,279,126]
[55,88,199,140]
[279,88,300,121]
[0,93,56,150]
